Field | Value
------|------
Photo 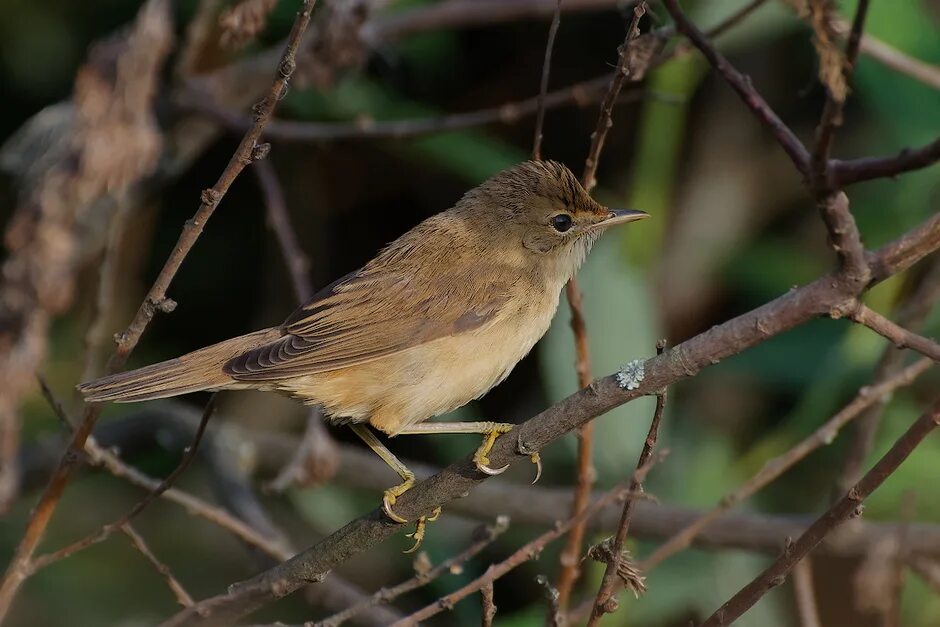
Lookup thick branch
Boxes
[160,206,940,626]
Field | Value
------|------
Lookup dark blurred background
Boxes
[1,1,940,625]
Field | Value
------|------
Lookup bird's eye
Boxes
[551,214,573,232]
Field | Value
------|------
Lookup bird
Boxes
[78,160,648,550]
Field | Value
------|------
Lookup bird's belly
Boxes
[280,305,555,435]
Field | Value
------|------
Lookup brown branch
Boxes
[0,1,319,615]
[532,0,563,161]
[639,356,931,572]
[313,517,510,627]
[792,560,822,627]
[661,0,811,177]
[831,136,940,187]
[848,302,940,362]
[159,207,940,626]
[388,460,659,627]
[556,4,650,609]
[29,396,217,573]
[586,339,667,625]
[536,574,563,627]
[480,582,497,627]
[699,398,940,626]
[836,258,940,495]
[121,525,195,608]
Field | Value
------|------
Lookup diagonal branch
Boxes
[159,207,940,627]
[848,302,940,363]
[831,136,940,187]
[661,0,811,177]
[699,398,940,626]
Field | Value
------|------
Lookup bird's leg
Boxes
[396,421,530,477]
[349,424,439,552]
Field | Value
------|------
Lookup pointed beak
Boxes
[590,208,649,230]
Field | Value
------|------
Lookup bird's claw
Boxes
[382,493,409,524]
[403,507,442,553]
[474,455,509,476]
[529,452,542,484]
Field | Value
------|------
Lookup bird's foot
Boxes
[472,422,514,475]
[382,475,415,524]
[403,506,443,553]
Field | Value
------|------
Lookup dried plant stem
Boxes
[0,5,318,613]
[699,399,940,626]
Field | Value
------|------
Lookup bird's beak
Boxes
[589,208,649,230]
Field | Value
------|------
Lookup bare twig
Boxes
[639,356,931,572]
[662,0,811,177]
[122,525,195,608]
[700,399,940,626]
[556,4,650,609]
[832,136,940,187]
[313,517,510,627]
[848,302,940,363]
[586,339,666,625]
[388,459,659,627]
[836,259,940,496]
[0,2,319,615]
[532,0,563,161]
[481,582,497,627]
[30,396,218,573]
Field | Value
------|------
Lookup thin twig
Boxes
[0,0,320,616]
[313,517,510,627]
[639,357,931,573]
[836,259,940,496]
[30,396,218,572]
[556,4,649,609]
[532,0,563,161]
[586,338,667,625]
[662,0,811,177]
[121,525,195,608]
[700,398,940,626]
[831,136,940,187]
[848,302,940,363]
[390,458,660,627]
[536,575,563,627]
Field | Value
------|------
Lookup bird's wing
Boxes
[223,267,512,380]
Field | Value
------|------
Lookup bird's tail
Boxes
[77,328,281,403]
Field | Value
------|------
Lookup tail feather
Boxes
[78,328,281,403]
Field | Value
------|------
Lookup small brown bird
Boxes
[79,160,647,549]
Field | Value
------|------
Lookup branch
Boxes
[831,136,940,187]
[586,339,667,625]
[0,1,319,616]
[639,356,931,572]
[848,302,940,362]
[122,525,195,608]
[700,398,940,626]
[313,517,509,627]
[29,396,217,573]
[791,560,822,627]
[159,208,940,626]
[661,0,811,177]
[532,0,562,161]
[557,4,652,609]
